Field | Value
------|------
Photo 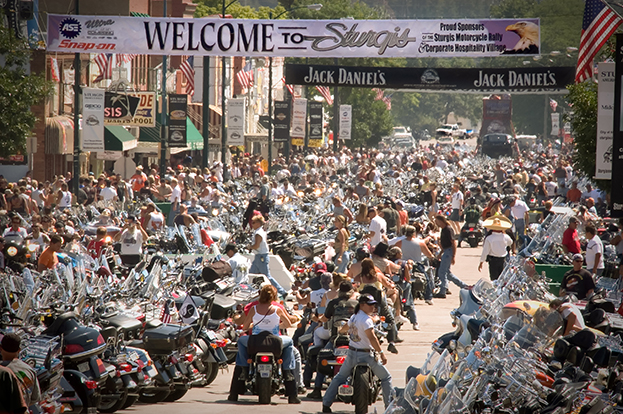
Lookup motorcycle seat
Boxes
[43,312,77,336]
[126,340,144,349]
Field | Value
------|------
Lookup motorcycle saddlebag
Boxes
[143,323,195,353]
[566,329,596,350]
[317,349,337,376]
[586,298,615,314]
[202,260,232,282]
[210,294,237,320]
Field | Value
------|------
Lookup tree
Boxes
[0,18,48,157]
[334,88,393,148]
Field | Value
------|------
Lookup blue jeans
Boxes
[236,334,295,370]
[250,253,287,297]
[322,348,393,408]
[438,249,467,295]
[397,280,417,324]
[515,218,527,249]
[335,251,350,274]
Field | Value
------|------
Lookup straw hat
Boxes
[483,214,512,231]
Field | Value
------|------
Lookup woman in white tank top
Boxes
[229,285,300,404]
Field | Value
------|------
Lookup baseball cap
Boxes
[396,200,405,207]
[358,294,377,305]
[1,333,21,353]
[313,262,328,274]
[572,253,583,262]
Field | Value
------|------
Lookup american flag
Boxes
[161,301,172,324]
[94,53,113,82]
[315,85,333,105]
[576,0,622,83]
[236,60,254,90]
[281,77,295,96]
[372,88,384,101]
[50,57,60,82]
[549,98,558,112]
[119,54,137,64]
[382,96,392,110]
[180,56,195,95]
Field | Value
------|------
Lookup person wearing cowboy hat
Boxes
[479,215,513,281]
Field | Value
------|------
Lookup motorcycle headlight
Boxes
[7,246,18,257]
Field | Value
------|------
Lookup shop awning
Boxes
[45,116,74,154]
[139,117,204,151]
[104,126,138,152]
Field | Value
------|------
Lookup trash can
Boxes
[155,202,171,221]
[534,264,573,295]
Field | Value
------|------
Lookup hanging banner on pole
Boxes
[104,92,155,127]
[611,34,623,217]
[596,62,614,180]
[81,88,105,151]
[168,94,187,147]
[273,101,291,143]
[308,101,323,148]
[339,105,352,140]
[550,113,560,136]
[227,98,245,146]
[291,98,307,146]
[47,15,540,58]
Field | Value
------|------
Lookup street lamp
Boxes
[267,3,322,172]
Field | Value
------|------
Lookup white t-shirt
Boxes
[170,186,181,204]
[451,190,464,210]
[31,189,44,207]
[586,235,604,270]
[511,200,530,220]
[253,227,269,254]
[100,187,117,202]
[560,303,586,330]
[348,311,374,350]
[120,228,144,255]
[369,215,387,247]
[310,288,327,307]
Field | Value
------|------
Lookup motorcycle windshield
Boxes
[508,307,563,349]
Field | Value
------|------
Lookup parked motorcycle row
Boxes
[386,210,623,414]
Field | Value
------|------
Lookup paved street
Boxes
[125,245,485,414]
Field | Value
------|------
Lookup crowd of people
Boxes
[0,137,619,410]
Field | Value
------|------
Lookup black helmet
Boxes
[356,247,370,261]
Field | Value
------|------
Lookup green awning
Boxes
[105,126,138,151]
[138,118,204,151]
[130,11,150,17]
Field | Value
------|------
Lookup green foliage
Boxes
[0,22,48,157]
[564,82,609,190]
[194,0,286,18]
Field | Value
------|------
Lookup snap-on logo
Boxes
[59,17,81,39]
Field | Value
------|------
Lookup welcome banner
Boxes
[47,15,540,58]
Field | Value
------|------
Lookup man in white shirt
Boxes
[99,180,118,202]
[224,243,250,285]
[582,183,602,204]
[449,183,463,235]
[3,216,28,243]
[509,196,530,246]
[367,207,387,247]
[168,178,182,226]
[585,225,604,275]
[478,217,513,281]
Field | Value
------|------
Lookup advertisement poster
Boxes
[550,113,560,136]
[105,92,156,127]
[168,94,187,147]
[227,98,245,146]
[273,101,291,143]
[308,101,323,148]
[286,64,572,93]
[81,88,105,151]
[596,62,614,180]
[339,105,352,140]
[48,15,540,58]
[291,98,307,146]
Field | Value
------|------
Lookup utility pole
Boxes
[220,0,227,167]
[202,56,210,169]
[268,56,273,174]
[159,0,168,175]
[333,58,339,152]
[72,0,80,195]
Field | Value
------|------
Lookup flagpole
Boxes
[159,0,168,176]
[543,93,548,142]
[332,58,339,153]
[72,0,80,195]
